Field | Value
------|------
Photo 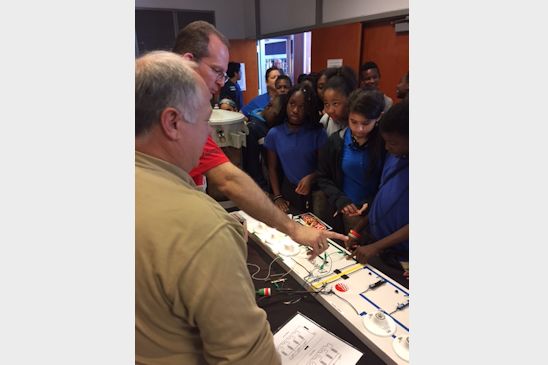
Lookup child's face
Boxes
[396,75,409,99]
[348,112,378,139]
[287,91,305,125]
[275,79,291,95]
[316,75,327,102]
[382,131,409,157]
[220,103,236,112]
[323,88,348,122]
[360,68,380,90]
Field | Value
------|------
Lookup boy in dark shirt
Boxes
[219,61,243,110]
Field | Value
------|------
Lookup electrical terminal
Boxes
[389,299,409,315]
[368,279,386,290]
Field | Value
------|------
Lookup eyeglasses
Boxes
[203,61,229,83]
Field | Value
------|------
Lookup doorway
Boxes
[256,31,311,94]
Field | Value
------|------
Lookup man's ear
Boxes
[159,107,181,140]
[181,52,194,61]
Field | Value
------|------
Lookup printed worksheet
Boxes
[273,312,363,365]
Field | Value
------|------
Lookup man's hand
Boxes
[351,243,381,265]
[289,222,348,260]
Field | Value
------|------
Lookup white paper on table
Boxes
[273,312,363,365]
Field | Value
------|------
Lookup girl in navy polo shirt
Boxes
[346,100,409,274]
[264,83,328,213]
[317,89,386,233]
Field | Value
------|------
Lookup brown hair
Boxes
[172,21,229,61]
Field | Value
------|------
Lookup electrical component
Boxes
[256,288,272,297]
[360,279,386,295]
[389,300,409,315]
[369,279,386,290]
[256,287,318,297]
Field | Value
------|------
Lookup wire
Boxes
[292,258,313,276]
[304,250,351,284]
[308,254,333,282]
[330,289,362,315]
[247,256,293,281]
[319,253,328,270]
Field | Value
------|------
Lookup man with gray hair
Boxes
[135,51,280,365]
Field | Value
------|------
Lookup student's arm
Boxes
[344,215,370,251]
[295,172,317,195]
[352,224,409,265]
[205,160,347,258]
[265,150,288,212]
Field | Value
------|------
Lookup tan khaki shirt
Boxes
[136,151,280,365]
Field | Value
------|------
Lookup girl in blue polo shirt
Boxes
[346,100,409,272]
[264,83,328,213]
[317,89,386,233]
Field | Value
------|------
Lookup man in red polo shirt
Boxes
[172,21,348,256]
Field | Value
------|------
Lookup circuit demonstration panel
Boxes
[236,210,410,364]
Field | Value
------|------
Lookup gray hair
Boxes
[135,51,202,136]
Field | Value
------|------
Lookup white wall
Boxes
[322,0,408,23]
[259,0,316,35]
[256,0,408,36]
[135,0,255,39]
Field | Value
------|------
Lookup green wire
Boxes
[319,253,328,270]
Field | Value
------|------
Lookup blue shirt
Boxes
[241,93,270,119]
[369,154,409,260]
[248,108,265,123]
[341,129,379,205]
[264,123,328,185]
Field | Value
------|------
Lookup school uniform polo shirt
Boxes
[369,153,409,260]
[341,128,378,206]
[264,123,327,185]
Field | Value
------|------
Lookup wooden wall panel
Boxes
[311,23,362,76]
[361,22,409,102]
[228,39,259,105]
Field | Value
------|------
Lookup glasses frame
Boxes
[203,61,229,83]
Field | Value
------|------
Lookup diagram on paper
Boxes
[307,343,342,365]
[274,313,362,365]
